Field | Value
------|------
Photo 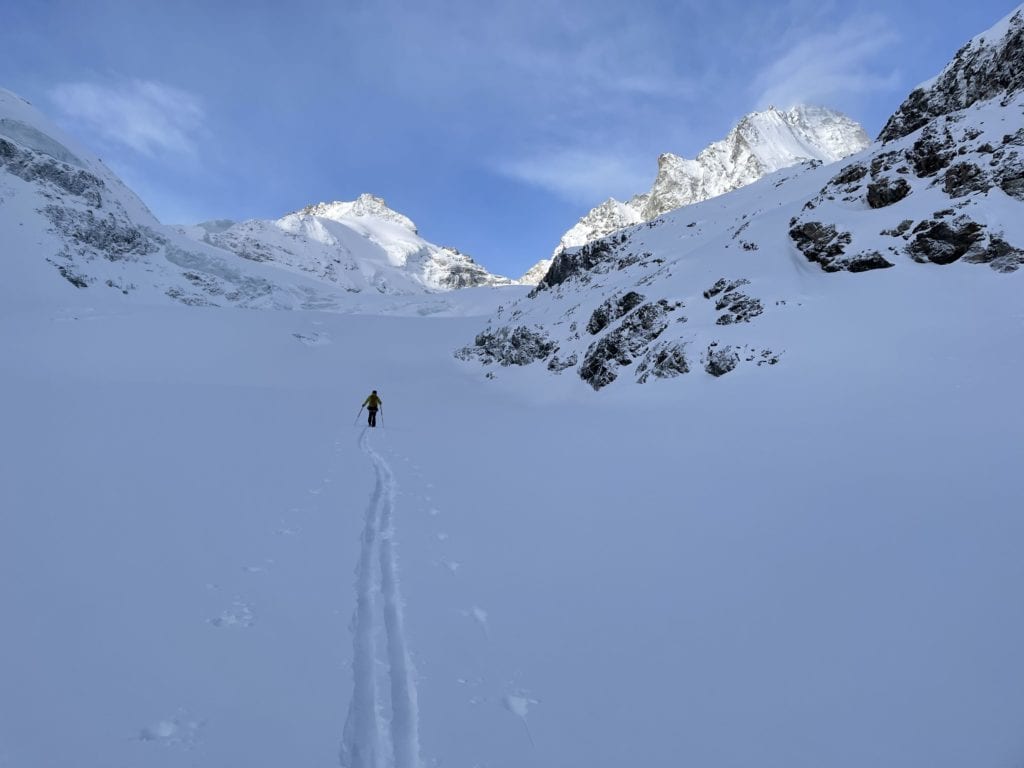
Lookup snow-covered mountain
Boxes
[5,9,1024,768]
[0,88,375,311]
[0,90,510,310]
[462,7,1024,389]
[520,105,869,284]
[179,193,512,294]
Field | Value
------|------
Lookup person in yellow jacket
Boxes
[362,390,382,427]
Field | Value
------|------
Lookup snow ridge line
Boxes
[340,429,421,768]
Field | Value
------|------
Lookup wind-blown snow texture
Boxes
[2,8,1024,768]
[519,105,869,283]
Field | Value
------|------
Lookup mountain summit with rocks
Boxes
[519,105,870,283]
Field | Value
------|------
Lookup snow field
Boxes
[2,283,1024,767]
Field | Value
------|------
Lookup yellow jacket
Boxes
[363,393,382,408]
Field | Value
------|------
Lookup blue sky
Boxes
[2,0,1018,276]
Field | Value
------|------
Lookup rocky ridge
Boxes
[459,7,1024,390]
[789,6,1024,275]
[519,105,870,283]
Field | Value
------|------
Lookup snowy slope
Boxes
[1,89,510,310]
[467,14,1024,390]
[3,8,1024,768]
[520,105,869,283]
[0,89,374,312]
[3,241,1024,768]
[181,193,514,294]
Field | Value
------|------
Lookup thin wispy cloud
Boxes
[50,79,205,158]
[753,15,902,109]
[496,147,654,205]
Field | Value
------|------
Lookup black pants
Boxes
[367,408,378,427]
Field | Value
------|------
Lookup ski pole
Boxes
[379,407,383,426]
[354,406,364,426]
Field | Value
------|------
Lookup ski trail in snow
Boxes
[340,430,385,768]
[367,436,422,768]
[341,428,421,768]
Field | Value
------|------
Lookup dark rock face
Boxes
[538,240,614,289]
[908,127,956,177]
[0,137,104,206]
[943,162,992,197]
[969,236,1024,272]
[636,342,689,383]
[881,220,916,237]
[439,263,497,289]
[867,177,912,208]
[831,162,869,185]
[546,352,578,373]
[789,221,850,267]
[53,263,89,287]
[846,252,895,273]
[586,291,645,334]
[714,291,763,325]
[536,235,660,292]
[456,325,556,366]
[704,345,739,377]
[791,221,895,272]
[578,301,674,390]
[703,277,749,300]
[908,217,986,264]
[43,206,158,262]
[996,154,1024,200]
[878,10,1024,142]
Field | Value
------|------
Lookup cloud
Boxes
[753,14,902,109]
[50,79,205,157]
[496,147,654,205]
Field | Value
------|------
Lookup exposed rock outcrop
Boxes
[455,326,557,367]
[586,291,645,335]
[879,8,1024,142]
[578,301,677,390]
[789,221,894,272]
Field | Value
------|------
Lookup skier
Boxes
[362,390,382,427]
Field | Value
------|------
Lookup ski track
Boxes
[341,429,421,768]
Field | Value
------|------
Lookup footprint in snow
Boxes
[428,508,441,517]
[138,714,205,748]
[436,532,449,542]
[438,558,461,574]
[209,602,255,628]
[292,332,331,346]
[502,692,539,747]
[243,559,273,574]
[471,606,489,637]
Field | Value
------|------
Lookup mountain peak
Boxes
[646,104,867,223]
[519,103,869,283]
[294,193,418,233]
